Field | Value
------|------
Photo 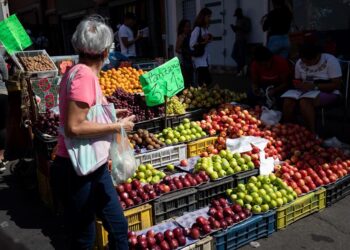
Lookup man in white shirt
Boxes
[118,13,141,58]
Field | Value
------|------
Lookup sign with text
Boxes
[139,57,184,106]
[0,14,32,55]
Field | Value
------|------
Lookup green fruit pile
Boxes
[156,118,207,145]
[132,163,166,184]
[178,86,247,109]
[194,150,256,180]
[166,96,186,115]
[227,174,297,213]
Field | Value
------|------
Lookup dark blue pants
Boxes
[51,157,128,250]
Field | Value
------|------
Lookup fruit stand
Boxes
[25,53,350,250]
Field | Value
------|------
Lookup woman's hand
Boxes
[116,109,129,118]
[119,115,135,132]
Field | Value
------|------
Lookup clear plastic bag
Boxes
[260,106,282,126]
[110,127,137,184]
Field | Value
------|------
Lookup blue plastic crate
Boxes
[214,210,276,250]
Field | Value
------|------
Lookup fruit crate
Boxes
[152,188,197,224]
[12,50,58,78]
[196,177,234,209]
[134,117,164,133]
[276,187,326,230]
[187,137,218,157]
[165,109,206,128]
[181,236,215,250]
[135,144,187,169]
[214,210,276,250]
[95,204,153,250]
[325,175,350,207]
[233,169,259,186]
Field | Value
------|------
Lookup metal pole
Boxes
[0,0,10,21]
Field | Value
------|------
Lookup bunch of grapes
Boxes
[166,96,186,115]
[36,109,59,136]
[107,88,164,122]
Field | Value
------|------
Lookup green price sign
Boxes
[0,14,32,55]
[139,57,184,106]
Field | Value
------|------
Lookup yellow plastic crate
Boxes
[37,169,54,211]
[95,204,153,249]
[182,236,215,250]
[187,137,218,157]
[276,187,326,230]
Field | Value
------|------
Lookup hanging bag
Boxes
[191,27,206,57]
[62,65,117,176]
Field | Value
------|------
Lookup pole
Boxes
[0,0,10,21]
[164,95,168,129]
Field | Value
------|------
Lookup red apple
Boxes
[190,228,200,239]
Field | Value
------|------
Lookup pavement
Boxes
[1,159,350,250]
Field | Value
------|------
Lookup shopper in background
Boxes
[190,7,213,87]
[118,12,142,58]
[250,46,291,107]
[0,53,8,172]
[231,8,251,76]
[282,43,342,132]
[52,15,134,250]
[176,19,194,87]
[262,0,292,59]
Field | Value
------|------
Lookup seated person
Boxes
[251,46,290,108]
[282,43,342,132]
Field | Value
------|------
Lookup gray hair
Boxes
[71,15,113,55]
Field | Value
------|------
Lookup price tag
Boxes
[139,57,184,106]
[0,15,32,55]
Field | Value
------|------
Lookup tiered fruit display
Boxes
[36,109,59,136]
[200,104,262,139]
[131,164,166,184]
[157,119,207,145]
[276,159,350,196]
[187,198,251,238]
[178,86,246,109]
[194,150,256,180]
[227,174,297,213]
[154,171,210,194]
[128,226,188,250]
[166,96,186,115]
[128,129,166,153]
[107,88,164,122]
[116,180,159,209]
[99,67,144,96]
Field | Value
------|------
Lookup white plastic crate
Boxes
[135,144,187,168]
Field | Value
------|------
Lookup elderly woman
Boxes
[52,16,134,250]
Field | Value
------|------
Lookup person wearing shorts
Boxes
[282,43,342,132]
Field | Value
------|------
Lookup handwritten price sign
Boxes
[139,57,184,106]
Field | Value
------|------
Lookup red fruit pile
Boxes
[199,104,262,139]
[155,172,209,194]
[189,198,251,239]
[276,160,350,196]
[128,227,187,250]
[116,180,158,209]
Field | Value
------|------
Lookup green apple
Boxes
[218,170,226,178]
[253,196,263,205]
[262,178,271,184]
[287,194,294,202]
[206,167,214,175]
[139,164,147,172]
[191,128,197,134]
[151,176,160,184]
[286,186,294,194]
[237,183,246,192]
[251,192,260,199]
[249,176,258,184]
[279,189,287,197]
[222,159,230,168]
[140,178,147,183]
[195,126,203,132]
[230,194,238,201]
[269,192,277,200]
[219,150,227,158]
[183,118,190,123]
[252,205,262,213]
[243,154,251,162]
[275,191,282,198]
[247,161,255,169]
[195,133,202,138]
[244,194,253,204]
[159,172,166,178]
[179,136,186,142]
[257,175,265,182]
[166,164,175,171]
[184,123,191,129]
[234,166,242,173]
[259,189,267,196]
[241,164,249,171]
[165,139,172,145]
[237,158,245,165]
[282,197,288,204]
[262,194,271,203]
[201,131,206,137]
[137,172,145,179]
[269,173,277,182]
[126,178,132,183]
[172,138,179,144]
[226,152,233,160]
[269,199,277,209]
[233,153,241,159]
[145,170,153,178]
[226,167,234,175]
[213,162,222,172]
[186,135,192,141]
[237,192,246,200]
[210,172,219,180]
[226,189,233,196]
[276,198,284,207]
[245,204,252,210]
[261,204,270,212]
[236,199,244,207]
[147,176,152,182]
